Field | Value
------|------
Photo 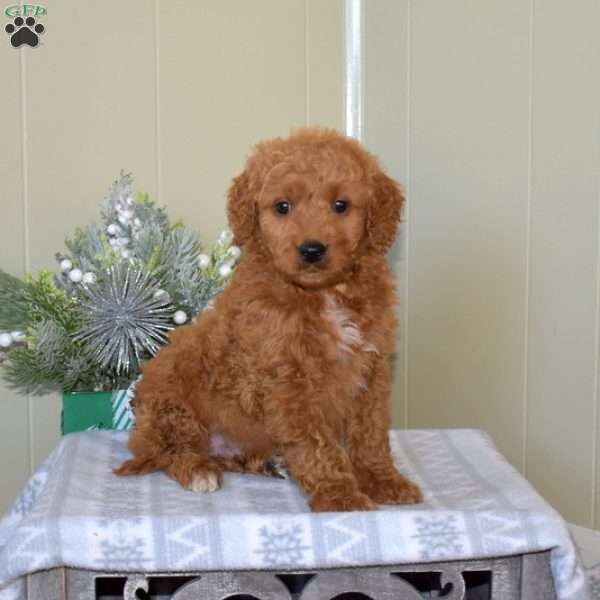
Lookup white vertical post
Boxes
[345,0,363,140]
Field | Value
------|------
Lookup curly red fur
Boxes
[115,128,423,511]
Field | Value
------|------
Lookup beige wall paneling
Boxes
[305,0,344,130]
[23,0,157,470]
[527,1,600,527]
[160,0,302,245]
[159,0,344,245]
[362,0,410,428]
[0,43,30,514]
[406,1,530,469]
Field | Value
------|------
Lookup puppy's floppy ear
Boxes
[227,169,257,246]
[367,172,405,254]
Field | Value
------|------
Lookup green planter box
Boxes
[61,388,135,434]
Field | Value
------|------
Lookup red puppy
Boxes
[115,128,423,512]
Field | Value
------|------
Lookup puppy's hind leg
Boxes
[115,399,223,493]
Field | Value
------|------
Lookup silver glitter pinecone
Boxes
[76,265,173,374]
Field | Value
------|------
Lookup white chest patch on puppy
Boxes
[322,295,379,395]
[323,295,363,355]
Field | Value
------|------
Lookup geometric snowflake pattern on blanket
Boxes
[0,429,589,600]
[256,523,310,564]
[412,514,464,559]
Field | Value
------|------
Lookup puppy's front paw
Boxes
[361,472,423,505]
[168,456,223,493]
[186,469,222,493]
[310,490,377,512]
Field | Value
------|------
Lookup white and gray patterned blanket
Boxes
[0,429,588,599]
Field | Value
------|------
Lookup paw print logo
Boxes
[5,16,45,48]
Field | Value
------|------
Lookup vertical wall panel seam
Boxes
[403,0,411,429]
[522,0,535,477]
[19,45,33,476]
[304,0,309,126]
[592,153,600,527]
[154,0,162,200]
[591,4,600,528]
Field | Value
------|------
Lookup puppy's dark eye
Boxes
[333,199,349,213]
[274,200,291,215]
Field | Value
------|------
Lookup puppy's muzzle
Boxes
[298,240,327,264]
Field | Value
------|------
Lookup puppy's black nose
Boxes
[298,240,327,263]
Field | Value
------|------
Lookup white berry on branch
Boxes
[60,259,73,271]
[198,254,211,269]
[218,264,232,278]
[69,269,83,283]
[173,310,188,325]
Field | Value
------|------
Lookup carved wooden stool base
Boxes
[27,551,555,599]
